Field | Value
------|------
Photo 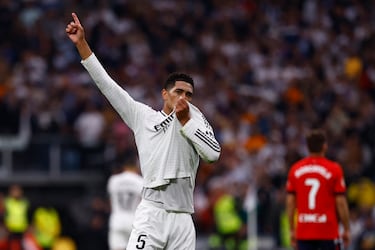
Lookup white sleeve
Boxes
[180,105,221,163]
[81,53,145,130]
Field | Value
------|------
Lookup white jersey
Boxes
[107,171,143,231]
[82,54,221,213]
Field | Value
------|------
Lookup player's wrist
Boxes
[75,38,87,47]
[76,40,92,60]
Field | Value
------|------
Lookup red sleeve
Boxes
[333,163,346,194]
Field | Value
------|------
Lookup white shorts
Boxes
[108,228,131,250]
[127,200,196,250]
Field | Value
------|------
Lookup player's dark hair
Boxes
[306,129,326,153]
[163,72,194,90]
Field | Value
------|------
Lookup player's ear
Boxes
[161,89,168,101]
[322,143,328,154]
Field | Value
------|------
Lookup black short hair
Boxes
[163,72,194,90]
[306,129,326,153]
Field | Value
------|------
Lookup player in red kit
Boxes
[286,129,351,250]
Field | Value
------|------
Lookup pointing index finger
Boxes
[72,12,81,25]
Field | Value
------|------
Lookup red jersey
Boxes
[286,156,346,240]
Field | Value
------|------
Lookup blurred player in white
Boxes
[66,13,221,250]
[107,162,143,250]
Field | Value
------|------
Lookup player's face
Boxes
[162,81,193,112]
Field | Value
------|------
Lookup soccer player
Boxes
[66,13,221,250]
[107,163,143,250]
[286,129,351,250]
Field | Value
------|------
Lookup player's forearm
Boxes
[192,140,221,163]
[81,53,137,126]
[286,194,296,231]
[180,119,221,163]
[336,195,350,231]
[75,39,92,60]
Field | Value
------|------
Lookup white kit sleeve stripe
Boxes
[195,129,221,152]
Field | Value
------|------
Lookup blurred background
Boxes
[1,0,375,249]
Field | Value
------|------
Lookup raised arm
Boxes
[65,12,92,60]
[65,12,146,130]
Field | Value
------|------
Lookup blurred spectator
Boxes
[32,205,61,250]
[0,87,23,135]
[74,99,106,170]
[355,212,375,250]
[348,207,365,250]
[348,178,375,214]
[4,185,31,250]
[208,178,247,250]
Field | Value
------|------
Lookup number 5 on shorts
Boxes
[136,234,147,249]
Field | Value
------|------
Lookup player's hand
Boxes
[290,230,296,249]
[65,12,85,45]
[175,97,190,125]
[342,229,351,248]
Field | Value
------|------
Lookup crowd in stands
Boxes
[1,0,375,249]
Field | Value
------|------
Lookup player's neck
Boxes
[309,152,324,157]
[126,168,139,174]
[162,106,173,115]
